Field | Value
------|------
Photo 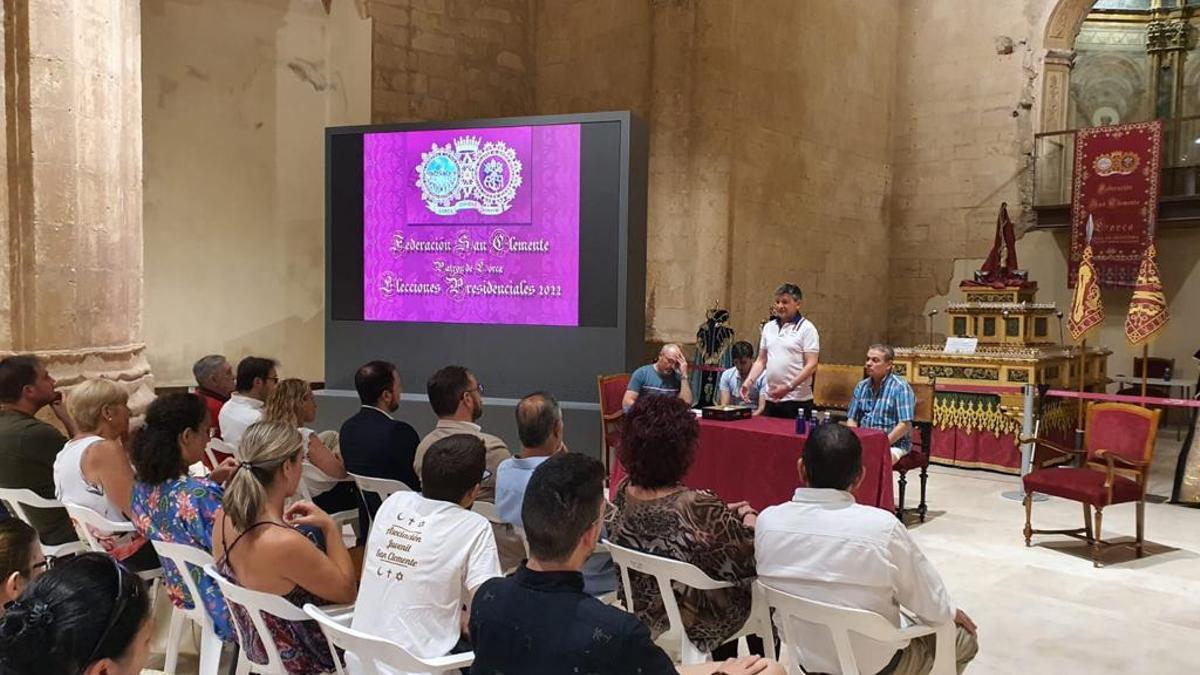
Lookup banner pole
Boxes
[1075,339,1087,451]
[1140,344,1149,404]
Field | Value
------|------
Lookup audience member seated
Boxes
[717,341,767,414]
[470,452,784,675]
[495,392,617,596]
[0,552,153,675]
[415,365,523,569]
[845,344,917,464]
[338,360,422,517]
[219,356,279,451]
[608,395,760,660]
[52,378,159,572]
[0,355,80,547]
[353,434,502,668]
[755,424,979,675]
[193,354,237,463]
[0,518,46,614]
[129,393,238,642]
[263,378,359,517]
[623,343,693,409]
[212,421,357,674]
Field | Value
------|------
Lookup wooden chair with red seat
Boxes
[597,373,631,475]
[1021,401,1161,568]
[894,381,935,523]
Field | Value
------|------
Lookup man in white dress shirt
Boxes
[742,283,820,419]
[217,356,278,451]
[754,424,978,675]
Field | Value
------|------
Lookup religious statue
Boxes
[694,307,735,406]
[967,202,1033,288]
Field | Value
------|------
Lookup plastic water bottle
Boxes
[795,411,807,435]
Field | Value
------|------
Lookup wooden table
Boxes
[609,416,894,512]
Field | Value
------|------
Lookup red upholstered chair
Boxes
[597,373,631,475]
[1021,402,1161,567]
[895,381,935,522]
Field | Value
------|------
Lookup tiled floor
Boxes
[906,453,1199,675]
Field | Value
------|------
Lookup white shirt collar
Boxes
[230,393,264,409]
[791,487,856,506]
[362,405,394,419]
[436,418,481,432]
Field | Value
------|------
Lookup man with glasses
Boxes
[414,365,523,569]
[217,355,279,451]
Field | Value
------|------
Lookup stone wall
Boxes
[371,0,533,123]
[540,0,899,363]
[141,0,371,386]
[368,0,899,363]
[889,0,1045,348]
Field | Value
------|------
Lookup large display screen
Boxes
[326,112,647,402]
[363,124,582,325]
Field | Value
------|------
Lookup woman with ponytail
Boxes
[0,552,152,675]
[211,420,357,673]
[128,392,237,642]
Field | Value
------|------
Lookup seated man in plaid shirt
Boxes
[846,344,916,464]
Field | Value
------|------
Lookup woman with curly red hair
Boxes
[607,395,760,660]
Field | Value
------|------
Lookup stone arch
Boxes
[1039,0,1095,132]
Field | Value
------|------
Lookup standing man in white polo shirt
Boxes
[742,283,820,419]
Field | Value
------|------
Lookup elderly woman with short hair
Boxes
[51,378,160,572]
[607,395,760,660]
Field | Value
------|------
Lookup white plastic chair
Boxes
[150,540,225,675]
[203,564,339,675]
[756,581,956,675]
[603,538,771,665]
[0,487,87,557]
[208,437,239,463]
[472,500,530,568]
[294,478,360,540]
[62,502,162,583]
[348,473,412,527]
[304,603,474,675]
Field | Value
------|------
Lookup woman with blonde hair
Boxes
[52,378,159,571]
[212,420,357,673]
[263,378,359,519]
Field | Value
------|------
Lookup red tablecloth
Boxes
[609,416,895,512]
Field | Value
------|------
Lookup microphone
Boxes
[926,309,939,347]
[927,309,939,317]
[1056,311,1065,346]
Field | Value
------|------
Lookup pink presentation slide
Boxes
[362,124,581,326]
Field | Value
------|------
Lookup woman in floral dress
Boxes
[129,392,239,641]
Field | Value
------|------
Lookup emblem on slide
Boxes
[415,136,523,216]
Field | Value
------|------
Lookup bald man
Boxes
[622,343,692,409]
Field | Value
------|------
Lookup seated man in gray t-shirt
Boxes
[622,344,692,410]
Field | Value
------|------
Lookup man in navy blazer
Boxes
[338,360,422,517]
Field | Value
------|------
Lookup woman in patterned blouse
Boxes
[129,393,240,641]
[607,395,761,658]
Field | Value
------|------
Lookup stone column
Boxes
[1037,48,1075,205]
[1,0,153,411]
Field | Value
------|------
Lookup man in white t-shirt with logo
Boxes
[351,433,502,674]
[742,283,820,419]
